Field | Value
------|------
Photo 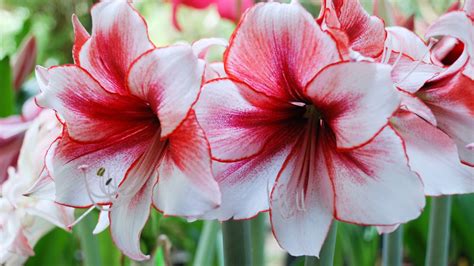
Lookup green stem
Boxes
[304,222,338,266]
[222,220,252,266]
[75,212,102,266]
[251,213,266,266]
[194,221,220,266]
[382,226,403,266]
[425,196,452,266]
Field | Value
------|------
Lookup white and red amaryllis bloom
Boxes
[0,110,74,265]
[0,98,42,187]
[35,0,220,260]
[194,1,425,256]
[319,0,474,198]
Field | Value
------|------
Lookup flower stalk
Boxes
[222,220,252,266]
[425,196,452,266]
[251,213,266,266]
[382,226,403,266]
[194,221,220,266]
[304,222,338,266]
[74,211,102,266]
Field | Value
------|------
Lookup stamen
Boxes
[67,205,95,229]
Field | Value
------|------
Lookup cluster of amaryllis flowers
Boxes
[1,0,473,262]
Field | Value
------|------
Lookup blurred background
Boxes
[0,0,472,265]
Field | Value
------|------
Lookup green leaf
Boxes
[0,56,16,117]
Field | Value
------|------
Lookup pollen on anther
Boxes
[97,167,106,177]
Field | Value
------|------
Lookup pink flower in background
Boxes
[194,1,425,256]
[171,0,254,31]
[36,1,220,260]
[0,110,74,265]
[0,99,42,187]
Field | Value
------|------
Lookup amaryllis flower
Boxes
[0,110,74,265]
[378,26,474,198]
[171,0,254,31]
[0,98,42,187]
[194,1,425,255]
[36,1,220,260]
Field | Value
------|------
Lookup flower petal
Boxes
[269,128,334,257]
[391,111,474,195]
[48,129,151,207]
[385,26,431,63]
[225,1,340,101]
[195,79,302,161]
[376,224,399,234]
[200,135,297,220]
[72,14,90,65]
[329,126,425,225]
[399,92,437,126]
[79,0,154,95]
[153,112,220,216]
[322,0,386,57]
[426,11,474,80]
[306,62,399,149]
[93,210,110,235]
[419,72,474,165]
[110,175,154,261]
[391,54,442,93]
[127,45,205,137]
[36,65,156,143]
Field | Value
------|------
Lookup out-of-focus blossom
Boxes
[36,1,220,260]
[0,99,42,187]
[12,36,37,91]
[373,0,415,30]
[171,0,254,31]
[318,0,386,58]
[194,1,425,256]
[0,110,74,265]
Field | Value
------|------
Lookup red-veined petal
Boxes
[225,1,340,101]
[127,45,205,138]
[153,112,220,216]
[195,79,302,161]
[391,111,474,195]
[306,62,399,149]
[36,65,156,143]
[78,0,154,95]
[419,72,474,165]
[328,126,425,225]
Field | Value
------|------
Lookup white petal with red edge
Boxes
[79,0,154,95]
[391,111,474,195]
[192,38,228,59]
[153,112,220,216]
[399,92,437,126]
[330,126,425,225]
[127,45,205,138]
[36,65,156,143]
[419,72,474,165]
[306,62,399,149]
[391,55,442,93]
[110,176,155,261]
[225,1,340,101]
[385,27,431,63]
[48,130,151,207]
[270,125,334,257]
[200,137,297,220]
[195,79,302,161]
